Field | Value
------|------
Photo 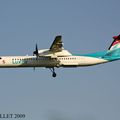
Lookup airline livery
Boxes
[0,34,120,77]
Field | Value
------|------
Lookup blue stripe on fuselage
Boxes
[73,49,120,61]
[74,51,107,58]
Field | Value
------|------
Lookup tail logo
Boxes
[109,35,120,50]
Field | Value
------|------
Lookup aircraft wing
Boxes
[50,35,63,52]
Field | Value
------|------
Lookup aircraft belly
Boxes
[77,57,108,66]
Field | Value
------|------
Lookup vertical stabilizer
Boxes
[108,34,120,50]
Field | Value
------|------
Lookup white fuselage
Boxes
[0,55,108,68]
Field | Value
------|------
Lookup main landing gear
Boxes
[49,68,57,77]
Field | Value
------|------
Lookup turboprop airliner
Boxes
[0,34,120,77]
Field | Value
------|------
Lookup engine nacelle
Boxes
[38,49,50,56]
[38,49,72,56]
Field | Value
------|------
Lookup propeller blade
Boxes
[36,44,38,53]
[33,67,35,71]
[33,44,39,57]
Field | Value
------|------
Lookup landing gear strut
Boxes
[49,68,57,77]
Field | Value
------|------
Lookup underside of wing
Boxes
[50,35,63,52]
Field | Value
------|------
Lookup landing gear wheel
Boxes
[49,67,57,77]
[52,72,57,77]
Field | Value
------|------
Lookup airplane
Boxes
[0,34,120,77]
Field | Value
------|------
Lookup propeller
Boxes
[33,44,39,71]
[33,44,39,57]
[33,67,35,71]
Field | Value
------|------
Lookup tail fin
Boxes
[108,34,120,50]
[105,34,120,58]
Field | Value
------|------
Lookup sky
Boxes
[0,0,120,120]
